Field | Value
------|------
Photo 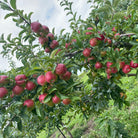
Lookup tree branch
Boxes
[120,33,135,37]
[127,74,136,77]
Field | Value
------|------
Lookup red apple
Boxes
[37,75,46,86]
[114,33,120,39]
[39,37,48,45]
[25,81,36,91]
[119,61,125,69]
[87,27,93,30]
[112,27,117,32]
[0,75,8,84]
[13,85,24,95]
[83,48,91,57]
[107,74,111,79]
[42,25,49,34]
[130,60,138,68]
[106,62,113,68]
[50,40,59,49]
[15,74,27,85]
[23,99,34,108]
[0,87,8,98]
[106,68,112,74]
[47,33,54,40]
[95,62,102,69]
[52,95,61,104]
[45,48,51,53]
[111,67,118,73]
[60,71,71,81]
[62,98,71,105]
[90,38,97,47]
[97,33,105,40]
[31,22,41,33]
[122,65,131,74]
[55,64,67,75]
[65,43,71,49]
[45,71,57,83]
[39,93,48,103]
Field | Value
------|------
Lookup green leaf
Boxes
[10,0,16,9]
[44,95,52,103]
[0,2,11,11]
[4,12,17,19]
[36,106,41,117]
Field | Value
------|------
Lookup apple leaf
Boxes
[10,0,16,9]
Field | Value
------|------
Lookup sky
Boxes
[0,0,91,72]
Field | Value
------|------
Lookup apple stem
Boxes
[56,125,66,138]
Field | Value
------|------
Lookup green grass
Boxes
[37,73,138,138]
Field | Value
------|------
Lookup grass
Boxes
[37,72,138,138]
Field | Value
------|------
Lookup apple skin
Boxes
[31,22,41,33]
[119,61,125,69]
[122,65,131,74]
[39,37,48,45]
[15,74,27,85]
[23,99,34,108]
[106,62,113,68]
[42,25,49,34]
[45,48,51,53]
[13,85,24,95]
[37,75,46,86]
[62,98,71,105]
[0,75,8,84]
[55,64,67,75]
[112,27,117,32]
[95,62,102,69]
[83,48,91,57]
[25,81,36,91]
[52,95,61,104]
[60,71,71,81]
[50,40,59,49]
[47,33,54,40]
[90,38,97,47]
[45,71,57,83]
[0,87,8,98]
[39,93,47,103]
[114,33,120,39]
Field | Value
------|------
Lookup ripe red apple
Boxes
[45,48,51,53]
[114,33,120,39]
[45,71,57,83]
[13,85,24,95]
[106,62,113,68]
[106,68,112,74]
[60,71,71,81]
[10,92,14,98]
[130,60,138,68]
[39,93,48,103]
[119,61,125,69]
[52,95,61,104]
[107,74,111,79]
[111,67,118,73]
[86,32,92,35]
[104,38,112,45]
[83,48,91,57]
[0,87,8,98]
[95,62,102,69]
[112,27,117,32]
[23,99,34,108]
[97,33,105,40]
[25,81,36,91]
[55,64,67,75]
[47,33,54,40]
[39,37,48,45]
[122,65,131,74]
[0,75,8,84]
[42,25,49,34]
[65,43,71,49]
[62,98,71,105]
[50,40,59,49]
[87,27,93,30]
[90,38,97,47]
[37,75,46,86]
[31,22,41,33]
[15,74,27,85]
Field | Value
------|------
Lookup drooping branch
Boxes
[127,74,136,77]
[120,33,135,37]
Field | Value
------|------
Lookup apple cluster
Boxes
[31,22,59,53]
[37,63,72,106]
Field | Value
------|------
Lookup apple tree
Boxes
[0,0,138,137]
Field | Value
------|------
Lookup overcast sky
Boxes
[0,0,91,72]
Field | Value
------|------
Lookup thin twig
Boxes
[56,125,66,138]
[127,74,136,77]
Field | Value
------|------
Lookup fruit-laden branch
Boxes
[64,50,83,58]
[127,74,136,77]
